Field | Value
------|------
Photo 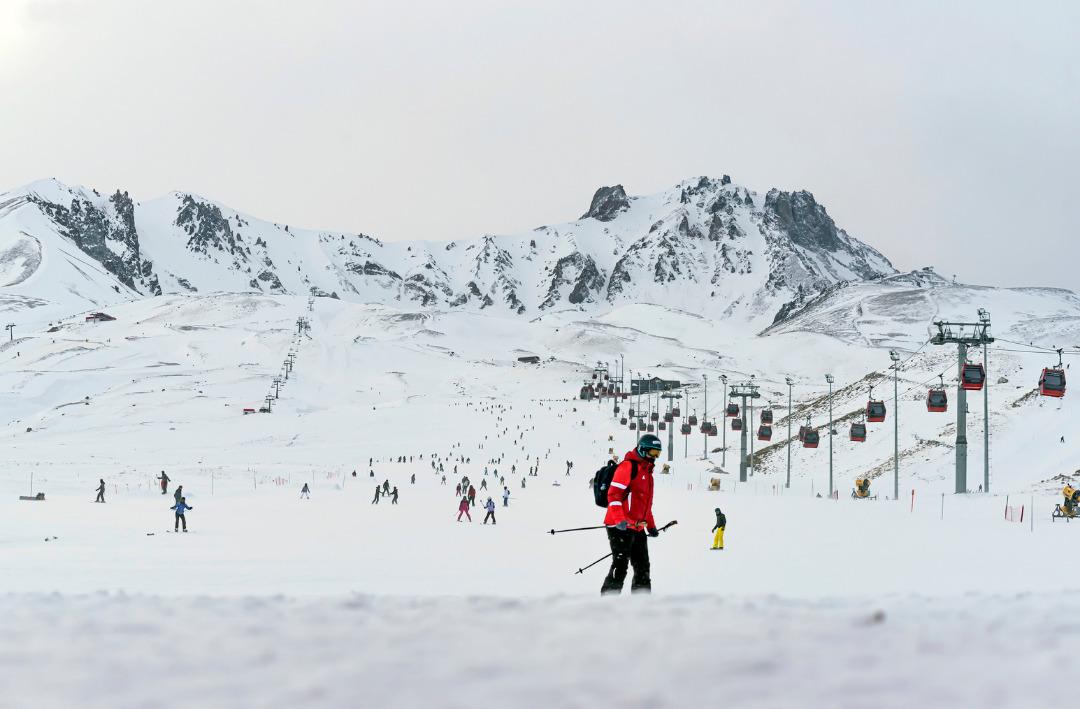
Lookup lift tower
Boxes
[728,381,761,482]
[931,318,993,494]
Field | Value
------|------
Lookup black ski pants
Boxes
[174,513,187,531]
[96,490,105,503]
[483,511,496,524]
[601,528,650,595]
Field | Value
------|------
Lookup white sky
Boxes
[1,0,1077,288]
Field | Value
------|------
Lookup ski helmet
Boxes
[636,433,663,459]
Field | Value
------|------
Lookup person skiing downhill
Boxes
[158,471,170,495]
[711,507,726,550]
[483,497,496,524]
[457,496,472,522]
[171,497,193,532]
[372,486,381,504]
[301,483,310,499]
[601,434,661,595]
[391,486,399,504]
[468,484,476,507]
[173,485,183,506]
[502,486,510,507]
[95,479,105,503]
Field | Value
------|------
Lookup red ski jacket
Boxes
[603,449,656,531]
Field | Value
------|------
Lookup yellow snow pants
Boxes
[712,527,725,549]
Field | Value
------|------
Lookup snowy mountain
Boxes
[0,176,894,326]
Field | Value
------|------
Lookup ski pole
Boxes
[549,525,607,535]
[572,520,678,574]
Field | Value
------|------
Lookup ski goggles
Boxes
[643,448,661,459]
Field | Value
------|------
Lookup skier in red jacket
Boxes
[601,434,661,595]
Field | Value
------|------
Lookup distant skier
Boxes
[520,477,526,489]
[441,475,447,486]
[171,497,193,532]
[711,507,726,550]
[391,486,399,504]
[158,471,170,495]
[173,485,183,506]
[372,486,381,504]
[483,497,496,525]
[480,478,487,491]
[456,483,462,497]
[502,486,510,507]
[95,479,106,503]
[468,484,477,507]
[382,479,390,495]
[410,473,416,484]
[457,496,472,522]
[301,483,310,499]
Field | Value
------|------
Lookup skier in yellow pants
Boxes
[711,507,726,550]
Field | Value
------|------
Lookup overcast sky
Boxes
[1,0,1076,289]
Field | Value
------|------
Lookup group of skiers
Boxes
[156,472,193,531]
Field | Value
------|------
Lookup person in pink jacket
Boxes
[457,496,472,522]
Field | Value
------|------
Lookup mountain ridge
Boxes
[0,175,895,327]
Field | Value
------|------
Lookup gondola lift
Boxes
[760,407,773,425]
[866,386,886,423]
[1040,349,1067,398]
[961,362,985,391]
[731,418,743,431]
[849,421,867,443]
[927,375,948,412]
[726,403,739,418]
[757,424,772,441]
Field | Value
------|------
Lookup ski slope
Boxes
[2,292,1079,708]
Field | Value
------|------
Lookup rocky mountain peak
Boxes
[581,185,630,222]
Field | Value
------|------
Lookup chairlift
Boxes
[731,418,743,431]
[726,403,740,417]
[1040,349,1066,398]
[927,375,948,412]
[757,424,772,441]
[760,408,774,425]
[849,422,867,442]
[961,363,985,391]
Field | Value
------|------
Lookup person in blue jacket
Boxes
[171,497,194,532]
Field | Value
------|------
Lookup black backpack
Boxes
[592,459,638,507]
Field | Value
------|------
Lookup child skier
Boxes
[457,496,472,522]
[171,497,193,532]
[95,479,106,503]
[483,497,496,525]
[711,507,726,550]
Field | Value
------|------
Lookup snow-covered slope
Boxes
[0,176,894,328]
